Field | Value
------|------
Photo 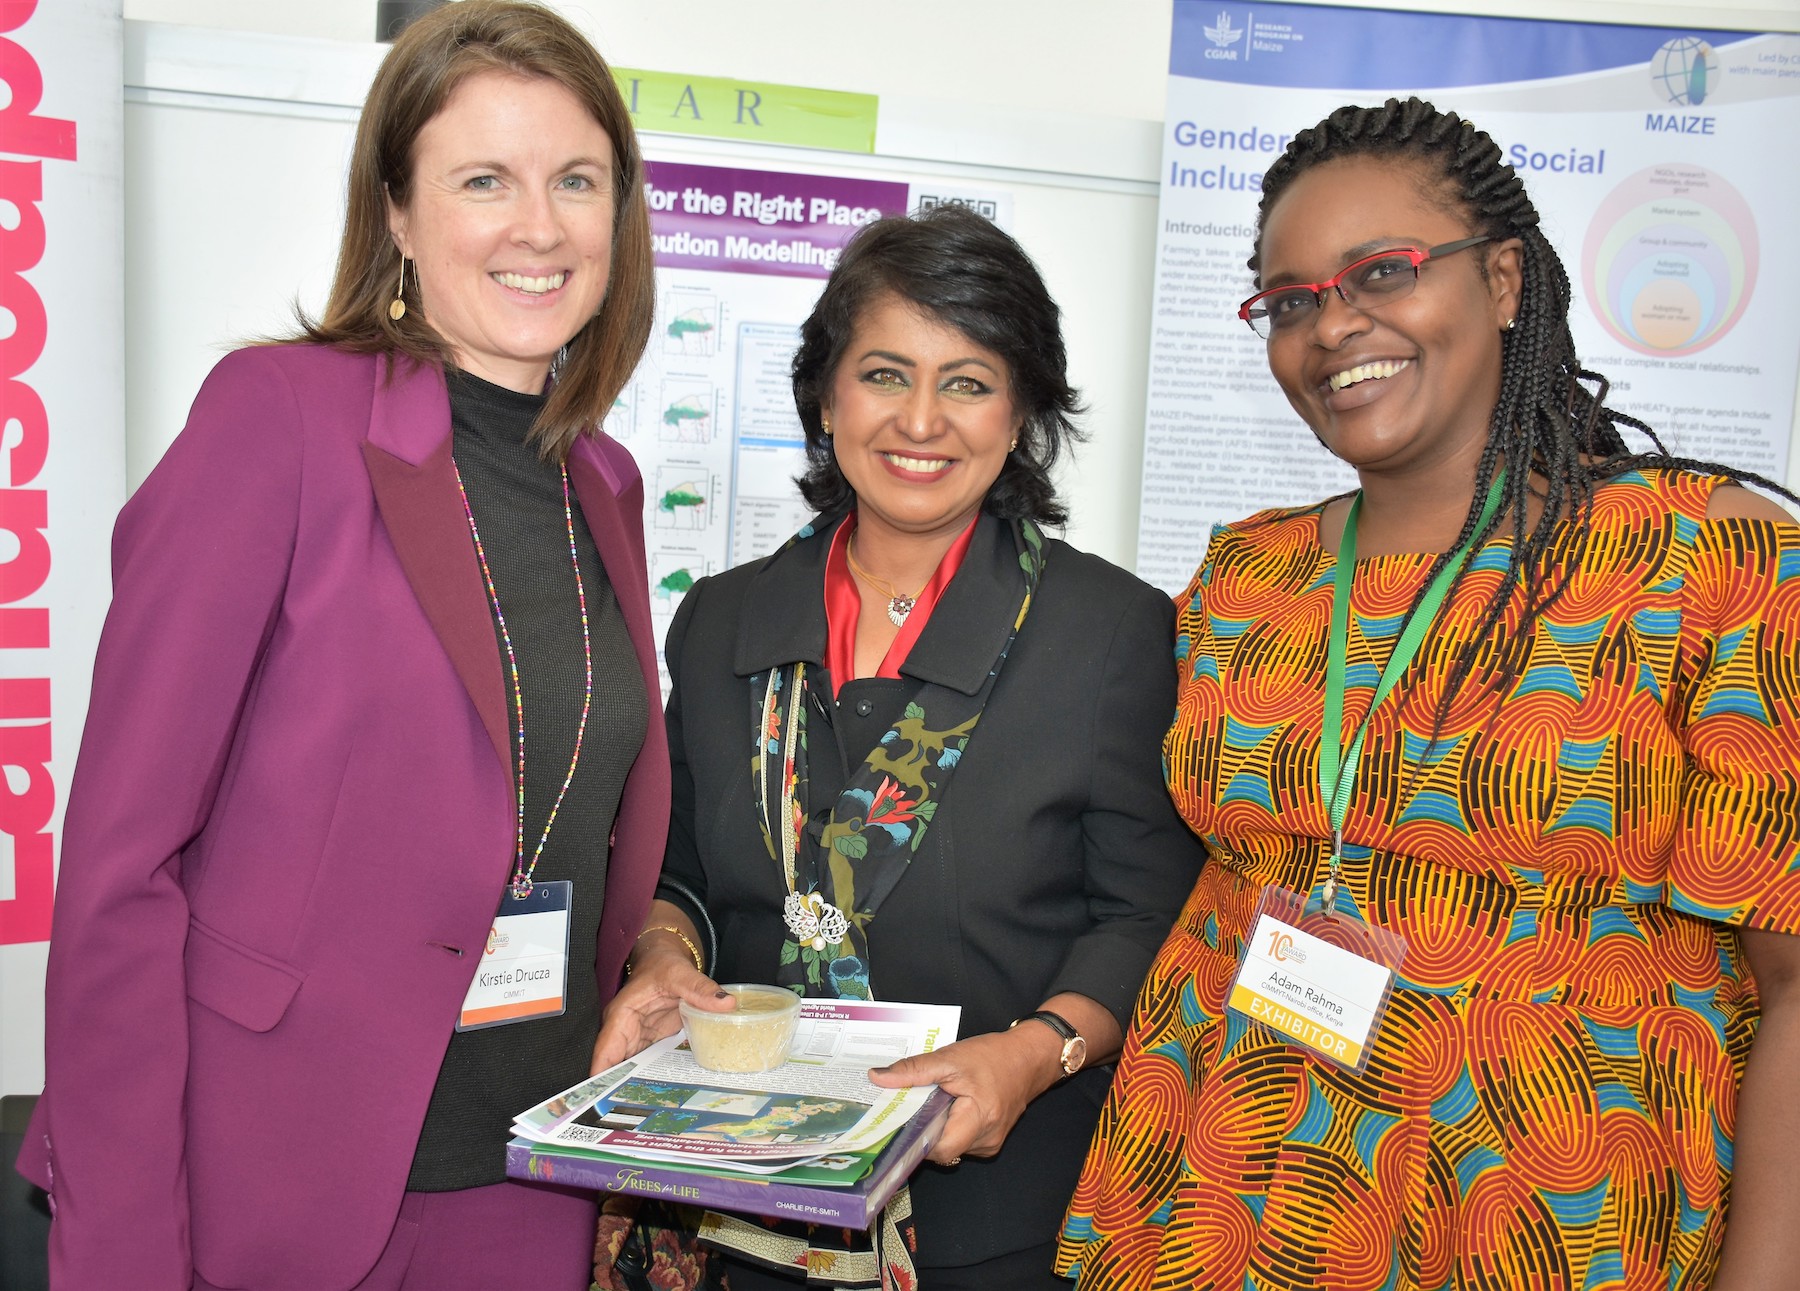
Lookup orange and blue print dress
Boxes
[1057,470,1800,1291]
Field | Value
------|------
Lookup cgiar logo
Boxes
[1204,10,1244,48]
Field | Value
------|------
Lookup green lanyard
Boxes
[1317,475,1506,906]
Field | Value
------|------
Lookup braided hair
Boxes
[1253,96,1794,729]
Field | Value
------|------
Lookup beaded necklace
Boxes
[453,459,593,900]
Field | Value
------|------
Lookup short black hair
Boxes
[790,204,1085,526]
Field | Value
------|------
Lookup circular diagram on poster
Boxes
[1581,164,1757,358]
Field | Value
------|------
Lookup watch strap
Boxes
[1013,1009,1078,1042]
[1011,1009,1086,1074]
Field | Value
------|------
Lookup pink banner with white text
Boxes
[0,0,125,1099]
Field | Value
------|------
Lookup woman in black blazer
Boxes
[594,206,1204,1290]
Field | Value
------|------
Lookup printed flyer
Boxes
[1136,1,1800,592]
[513,999,959,1167]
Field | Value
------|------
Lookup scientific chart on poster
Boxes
[624,160,1008,684]
[1135,2,1800,593]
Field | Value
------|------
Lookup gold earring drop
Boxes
[821,414,832,436]
[1009,437,1019,452]
[389,258,408,322]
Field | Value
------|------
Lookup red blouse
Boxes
[823,514,978,697]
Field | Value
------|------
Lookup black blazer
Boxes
[660,513,1205,1269]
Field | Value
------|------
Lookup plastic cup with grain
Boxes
[679,984,802,1073]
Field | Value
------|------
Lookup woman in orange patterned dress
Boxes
[1058,97,1800,1290]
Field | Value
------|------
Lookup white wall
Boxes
[121,0,1800,572]
[123,0,1800,119]
[123,22,1167,564]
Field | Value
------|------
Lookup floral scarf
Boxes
[751,514,1046,1000]
[709,514,1044,1288]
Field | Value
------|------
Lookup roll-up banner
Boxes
[0,0,126,1097]
[1137,1,1800,593]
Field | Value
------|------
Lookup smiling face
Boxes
[387,70,616,393]
[1256,156,1520,482]
[823,293,1023,549]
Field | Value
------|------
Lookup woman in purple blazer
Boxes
[15,5,669,1288]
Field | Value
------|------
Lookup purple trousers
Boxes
[193,1180,598,1291]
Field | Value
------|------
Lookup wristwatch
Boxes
[1011,1009,1087,1076]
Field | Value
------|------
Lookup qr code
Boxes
[915,194,999,220]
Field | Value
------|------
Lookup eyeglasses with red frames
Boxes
[1238,236,1492,340]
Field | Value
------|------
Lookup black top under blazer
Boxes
[660,512,1207,1270]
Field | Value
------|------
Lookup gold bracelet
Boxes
[632,924,704,973]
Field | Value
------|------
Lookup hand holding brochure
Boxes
[512,999,960,1174]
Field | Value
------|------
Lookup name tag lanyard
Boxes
[1316,473,1504,911]
[450,461,592,1031]
[454,459,594,902]
[1222,474,1504,1072]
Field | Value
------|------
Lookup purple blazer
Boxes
[16,346,670,1290]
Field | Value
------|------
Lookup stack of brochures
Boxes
[506,999,960,1228]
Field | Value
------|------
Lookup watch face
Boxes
[1062,1036,1088,1075]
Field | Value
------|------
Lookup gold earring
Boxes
[389,258,408,322]
[821,414,832,435]
[1504,317,1516,331]
[1009,437,1019,452]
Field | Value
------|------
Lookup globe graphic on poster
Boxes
[1650,37,1719,107]
[1582,165,1757,358]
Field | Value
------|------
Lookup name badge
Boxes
[1226,884,1406,1073]
[457,880,573,1032]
